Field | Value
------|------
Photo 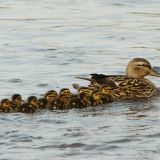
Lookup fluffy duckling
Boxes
[78,92,92,108]
[20,96,39,113]
[0,99,13,113]
[100,85,114,103]
[66,94,83,109]
[90,90,103,106]
[47,88,71,110]
[38,90,58,109]
[72,83,93,95]
[11,94,23,112]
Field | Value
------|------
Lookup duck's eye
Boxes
[136,64,151,69]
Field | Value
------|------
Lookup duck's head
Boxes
[125,58,160,78]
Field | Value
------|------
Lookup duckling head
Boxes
[125,58,160,78]
[91,90,102,101]
[59,88,71,98]
[1,99,12,109]
[28,96,38,107]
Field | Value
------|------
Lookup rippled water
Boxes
[0,0,160,159]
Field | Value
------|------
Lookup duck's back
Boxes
[109,76,158,99]
[90,74,158,99]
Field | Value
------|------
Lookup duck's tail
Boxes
[72,83,81,90]
[75,77,91,81]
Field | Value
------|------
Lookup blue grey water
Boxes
[0,0,160,159]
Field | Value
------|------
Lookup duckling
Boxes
[20,96,39,113]
[44,90,58,101]
[66,94,83,109]
[72,83,93,95]
[59,88,71,98]
[90,90,103,106]
[38,90,58,109]
[0,99,14,113]
[100,85,114,103]
[47,88,71,110]
[11,94,23,112]
[76,58,160,99]
[58,88,72,109]
[78,92,92,108]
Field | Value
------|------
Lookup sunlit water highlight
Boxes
[0,0,160,160]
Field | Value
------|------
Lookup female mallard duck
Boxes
[76,58,160,99]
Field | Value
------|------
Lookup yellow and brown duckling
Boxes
[44,90,58,101]
[100,85,114,102]
[72,83,93,95]
[0,99,14,113]
[90,90,103,106]
[76,58,160,99]
[11,94,23,112]
[38,90,58,109]
[47,88,71,110]
[20,96,39,113]
[78,92,92,108]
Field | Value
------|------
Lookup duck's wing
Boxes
[75,74,120,89]
[76,74,122,82]
[112,78,157,99]
[90,73,124,85]
[90,73,110,79]
[90,73,122,79]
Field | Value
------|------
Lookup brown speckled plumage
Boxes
[76,58,160,99]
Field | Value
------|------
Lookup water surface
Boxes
[0,0,160,160]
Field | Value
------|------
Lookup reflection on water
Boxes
[0,0,160,160]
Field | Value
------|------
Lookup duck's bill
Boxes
[150,69,160,77]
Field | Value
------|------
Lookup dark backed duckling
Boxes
[66,94,83,109]
[78,92,92,108]
[47,88,71,110]
[11,94,23,112]
[38,90,58,109]
[76,58,160,99]
[20,96,39,113]
[0,99,14,113]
